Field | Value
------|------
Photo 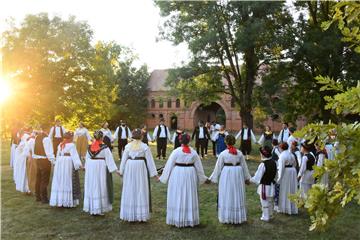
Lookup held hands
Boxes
[154,175,160,182]
[245,179,250,185]
[116,170,121,177]
[205,178,211,184]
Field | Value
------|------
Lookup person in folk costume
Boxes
[159,133,208,228]
[286,127,298,148]
[152,118,171,160]
[325,129,337,161]
[212,125,229,157]
[83,130,119,215]
[14,127,32,193]
[74,122,92,161]
[30,125,55,203]
[277,122,290,144]
[271,139,281,211]
[210,121,221,156]
[119,129,159,222]
[315,143,329,187]
[10,122,21,170]
[209,135,251,224]
[50,132,83,207]
[171,128,183,149]
[192,120,211,159]
[141,125,152,145]
[276,143,298,214]
[204,121,211,156]
[235,123,257,160]
[298,142,316,199]
[49,119,67,154]
[258,125,276,148]
[250,146,277,222]
[113,120,132,160]
[290,141,301,173]
[100,121,113,151]
[24,130,38,194]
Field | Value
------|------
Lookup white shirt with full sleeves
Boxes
[211,131,229,142]
[298,153,315,184]
[235,128,257,142]
[29,135,55,161]
[153,125,171,141]
[250,158,276,198]
[49,126,67,139]
[74,127,91,141]
[277,128,290,143]
[113,126,132,140]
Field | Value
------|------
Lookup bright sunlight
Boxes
[0,77,13,103]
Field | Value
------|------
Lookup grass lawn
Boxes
[1,139,360,240]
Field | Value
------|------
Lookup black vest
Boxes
[271,147,279,161]
[118,126,129,140]
[142,131,149,144]
[34,133,47,156]
[174,132,182,148]
[260,159,277,185]
[241,128,252,143]
[157,125,168,138]
[306,153,315,171]
[264,132,273,140]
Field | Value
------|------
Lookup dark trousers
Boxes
[52,138,62,154]
[196,138,207,158]
[118,139,128,159]
[157,138,167,159]
[35,158,51,203]
[212,141,216,156]
[240,140,252,156]
[204,139,209,155]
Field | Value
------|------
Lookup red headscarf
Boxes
[227,145,238,155]
[90,139,103,152]
[182,144,191,154]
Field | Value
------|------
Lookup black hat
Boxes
[301,142,313,151]
[94,130,104,140]
[259,146,272,158]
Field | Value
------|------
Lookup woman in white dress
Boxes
[50,132,83,207]
[119,129,158,222]
[14,129,31,193]
[315,144,329,187]
[83,130,119,215]
[100,121,113,151]
[159,133,208,228]
[277,142,298,215]
[74,122,92,161]
[209,135,251,224]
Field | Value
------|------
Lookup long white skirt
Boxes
[120,160,150,221]
[83,160,112,215]
[10,144,16,169]
[278,168,298,215]
[166,166,200,228]
[14,153,29,193]
[218,166,247,224]
[50,157,78,207]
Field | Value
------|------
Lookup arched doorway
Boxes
[193,102,226,127]
[170,114,178,130]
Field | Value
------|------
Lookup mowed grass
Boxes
[1,139,360,240]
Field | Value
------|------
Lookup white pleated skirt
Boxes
[83,160,112,215]
[14,154,29,193]
[120,160,150,222]
[10,144,16,169]
[50,157,78,207]
[166,166,199,228]
[218,166,247,224]
[278,168,298,214]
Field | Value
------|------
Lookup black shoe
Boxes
[41,199,49,204]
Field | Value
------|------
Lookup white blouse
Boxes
[74,127,91,141]
[56,143,82,170]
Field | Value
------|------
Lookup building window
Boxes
[159,113,164,118]
[159,99,164,108]
[231,98,235,108]
[151,113,155,118]
[151,99,155,108]
[176,99,181,108]
[167,99,172,108]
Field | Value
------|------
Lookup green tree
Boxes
[291,2,360,231]
[156,1,293,128]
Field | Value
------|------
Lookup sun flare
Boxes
[0,77,13,103]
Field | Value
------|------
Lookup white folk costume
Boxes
[316,150,329,187]
[113,125,132,158]
[159,146,207,228]
[83,142,118,215]
[210,123,221,156]
[49,125,67,153]
[50,142,82,207]
[250,157,277,221]
[287,135,299,148]
[298,152,316,198]
[209,147,251,224]
[10,128,20,170]
[119,140,157,222]
[277,150,298,214]
[277,128,290,143]
[101,128,113,151]
[258,131,276,148]
[74,127,91,160]
[235,128,257,156]
[153,124,171,159]
[14,133,31,193]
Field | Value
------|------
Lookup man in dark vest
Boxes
[250,146,277,222]
[298,142,316,198]
[49,119,67,154]
[192,120,210,159]
[113,120,132,160]
[277,122,290,144]
[31,125,55,203]
[235,123,257,160]
[141,125,152,145]
[171,128,183,150]
[152,118,171,160]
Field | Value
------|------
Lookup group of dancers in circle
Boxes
[10,118,338,227]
